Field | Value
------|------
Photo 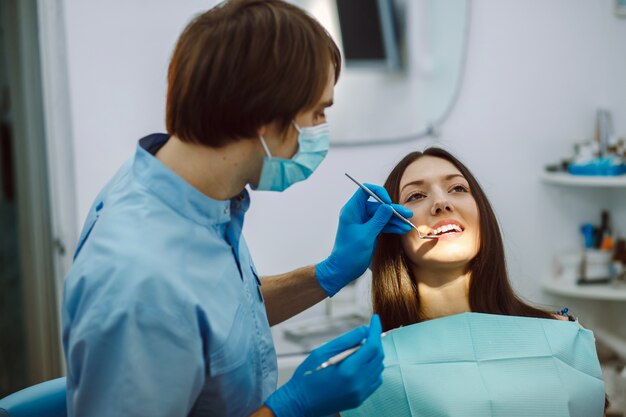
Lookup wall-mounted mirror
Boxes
[294,0,471,146]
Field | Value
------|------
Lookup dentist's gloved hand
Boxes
[316,183,413,297]
[265,315,385,417]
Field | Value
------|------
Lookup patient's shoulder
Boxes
[553,307,575,321]
[552,308,585,329]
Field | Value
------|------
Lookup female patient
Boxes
[347,148,608,416]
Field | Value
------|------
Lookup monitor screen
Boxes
[335,0,400,69]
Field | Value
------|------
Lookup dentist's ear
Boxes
[257,121,296,146]
[256,124,268,138]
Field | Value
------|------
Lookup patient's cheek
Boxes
[400,235,421,260]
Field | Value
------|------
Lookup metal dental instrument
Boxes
[344,173,438,240]
[304,332,390,375]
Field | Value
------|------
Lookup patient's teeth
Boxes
[431,224,463,235]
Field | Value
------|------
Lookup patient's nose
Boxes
[431,199,453,215]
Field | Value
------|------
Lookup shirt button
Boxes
[223,207,228,214]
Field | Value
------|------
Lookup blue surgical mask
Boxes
[255,121,330,192]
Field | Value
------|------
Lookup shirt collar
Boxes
[133,133,250,226]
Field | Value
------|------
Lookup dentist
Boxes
[62,1,413,416]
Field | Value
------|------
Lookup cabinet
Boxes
[540,172,626,360]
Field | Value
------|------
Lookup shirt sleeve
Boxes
[65,301,206,417]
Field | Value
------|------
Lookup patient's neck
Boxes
[414,266,471,321]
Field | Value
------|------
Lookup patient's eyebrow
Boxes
[400,174,465,193]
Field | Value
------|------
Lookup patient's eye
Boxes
[405,191,426,202]
[450,184,469,193]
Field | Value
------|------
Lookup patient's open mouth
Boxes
[431,224,463,236]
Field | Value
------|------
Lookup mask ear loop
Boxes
[259,135,273,158]
[290,121,303,155]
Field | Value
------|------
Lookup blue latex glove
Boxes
[265,315,385,417]
[316,183,413,297]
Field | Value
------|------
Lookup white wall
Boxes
[61,0,626,312]
[62,0,208,222]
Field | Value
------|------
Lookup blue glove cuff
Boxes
[265,381,310,417]
[315,260,339,298]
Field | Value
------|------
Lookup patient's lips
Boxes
[428,220,464,239]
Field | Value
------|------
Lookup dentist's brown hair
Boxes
[371,148,554,331]
[166,0,341,147]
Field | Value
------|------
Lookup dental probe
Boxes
[304,332,390,375]
[344,173,438,239]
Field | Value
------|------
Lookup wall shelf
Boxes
[540,172,626,187]
[540,172,626,365]
[542,279,626,301]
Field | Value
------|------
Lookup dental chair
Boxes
[0,377,67,417]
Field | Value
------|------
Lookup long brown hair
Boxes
[371,148,554,331]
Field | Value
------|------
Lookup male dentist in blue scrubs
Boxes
[62,1,413,416]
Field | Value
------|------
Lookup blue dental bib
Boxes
[343,312,605,417]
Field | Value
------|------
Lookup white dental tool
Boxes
[304,332,390,375]
[344,173,438,240]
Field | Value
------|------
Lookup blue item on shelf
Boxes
[580,223,594,249]
[568,157,626,176]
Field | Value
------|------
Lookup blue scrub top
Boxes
[62,134,277,417]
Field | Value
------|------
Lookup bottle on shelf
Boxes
[600,210,614,251]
